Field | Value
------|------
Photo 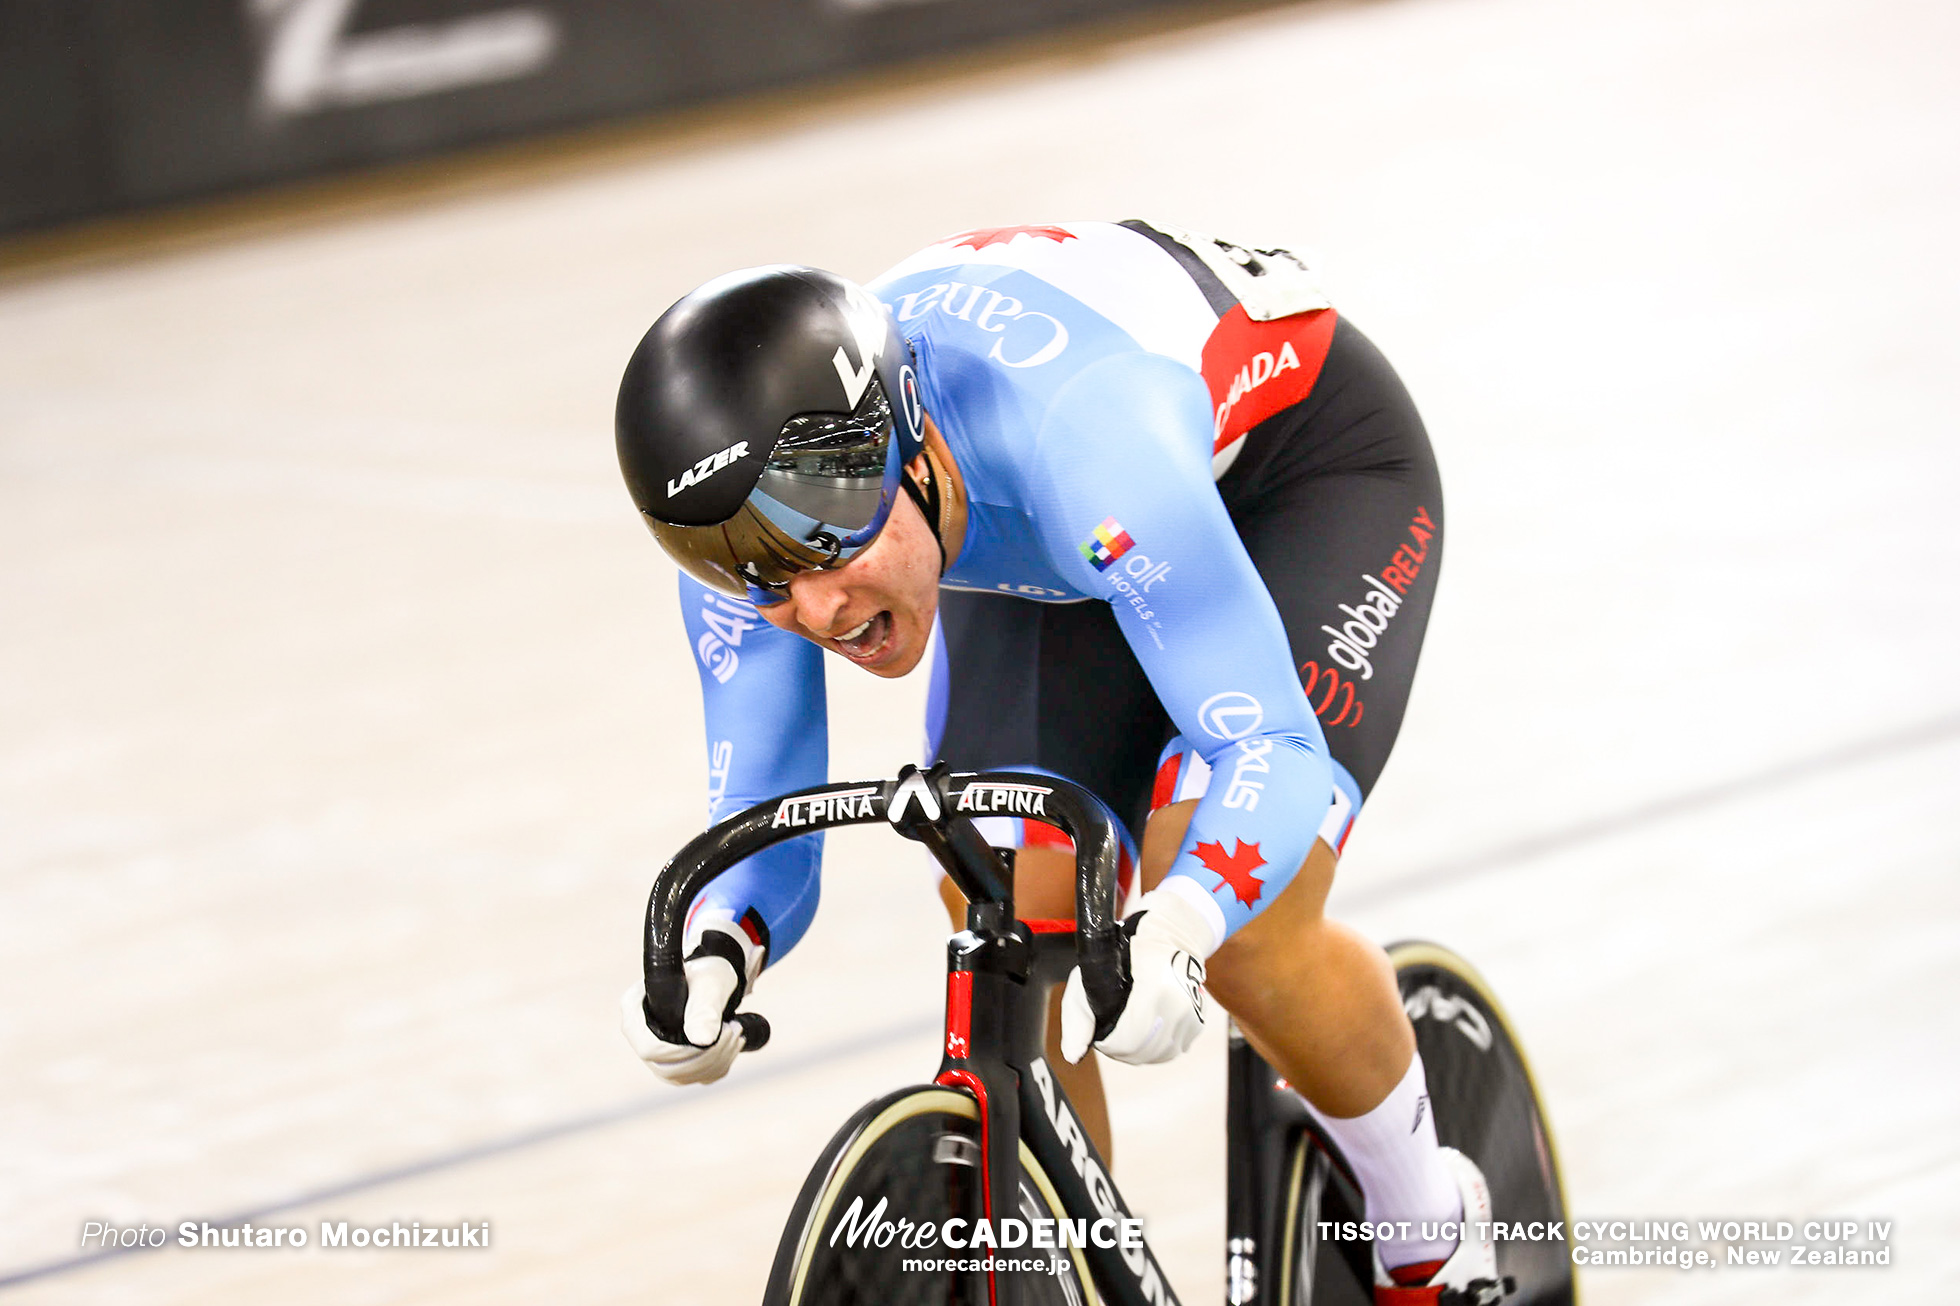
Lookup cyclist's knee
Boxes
[1139,799,1200,890]
[1014,846,1079,920]
[935,874,967,927]
[1201,839,1340,985]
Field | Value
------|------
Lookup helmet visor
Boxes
[648,378,903,601]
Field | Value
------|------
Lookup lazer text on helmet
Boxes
[665,440,749,499]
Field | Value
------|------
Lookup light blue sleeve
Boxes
[677,574,827,964]
[1025,352,1333,946]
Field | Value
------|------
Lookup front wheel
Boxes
[764,1085,1097,1306]
[1272,943,1576,1306]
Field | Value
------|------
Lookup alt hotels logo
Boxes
[1080,517,1135,571]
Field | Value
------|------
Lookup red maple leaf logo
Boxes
[947,225,1077,251]
[1191,839,1268,907]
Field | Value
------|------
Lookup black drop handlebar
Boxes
[641,763,1134,1050]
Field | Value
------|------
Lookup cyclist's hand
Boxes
[1060,888,1212,1066]
[620,922,763,1085]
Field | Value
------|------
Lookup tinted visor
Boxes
[648,379,902,601]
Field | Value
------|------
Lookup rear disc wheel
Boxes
[1272,944,1577,1306]
[1390,941,1576,1306]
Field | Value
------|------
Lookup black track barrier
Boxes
[2,0,1269,236]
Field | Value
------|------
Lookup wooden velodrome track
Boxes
[3,0,1955,1300]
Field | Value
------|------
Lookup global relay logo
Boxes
[1081,517,1135,571]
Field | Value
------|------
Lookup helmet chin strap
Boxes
[899,447,949,577]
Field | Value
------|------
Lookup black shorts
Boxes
[926,317,1442,849]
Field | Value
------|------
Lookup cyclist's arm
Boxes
[1029,352,1332,951]
[677,573,828,965]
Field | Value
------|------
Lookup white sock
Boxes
[1304,1051,1462,1275]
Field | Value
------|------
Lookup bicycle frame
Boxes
[1226,1033,1372,1304]
[952,913,1184,1306]
[641,763,1366,1306]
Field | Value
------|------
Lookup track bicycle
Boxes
[640,763,1575,1305]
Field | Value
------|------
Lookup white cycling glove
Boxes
[1060,888,1215,1066]
[620,920,763,1086]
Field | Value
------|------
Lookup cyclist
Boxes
[616,222,1498,1304]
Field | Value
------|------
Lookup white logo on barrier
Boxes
[1198,691,1264,741]
[247,0,560,117]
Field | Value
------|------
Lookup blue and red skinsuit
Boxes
[679,222,1351,961]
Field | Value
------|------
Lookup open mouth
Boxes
[832,611,893,663]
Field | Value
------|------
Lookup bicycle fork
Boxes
[936,902,1030,1306]
[935,905,1185,1306]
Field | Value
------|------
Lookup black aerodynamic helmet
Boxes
[615,265,929,601]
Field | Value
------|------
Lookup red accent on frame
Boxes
[935,1068,997,1306]
[944,971,974,1061]
[1387,1258,1448,1288]
[1021,918,1078,934]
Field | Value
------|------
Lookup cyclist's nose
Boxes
[786,568,851,635]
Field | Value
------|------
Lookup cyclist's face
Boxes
[756,469,941,678]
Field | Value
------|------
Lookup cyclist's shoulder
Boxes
[870,220,1182,288]
[869,221,1217,374]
